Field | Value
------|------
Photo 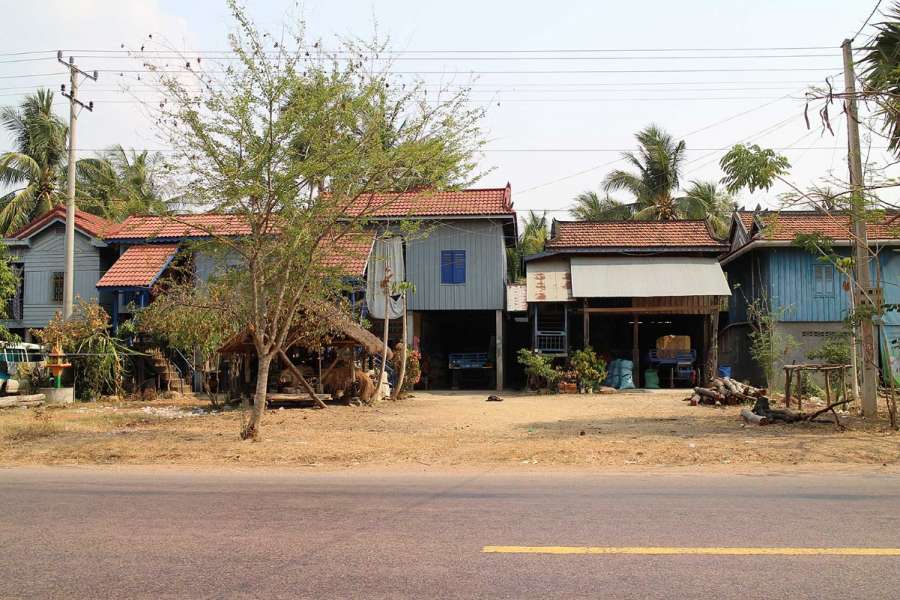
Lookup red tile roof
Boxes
[319,231,375,276]
[97,244,178,288]
[546,220,724,249]
[750,211,900,241]
[106,214,252,240]
[736,211,756,231]
[10,206,115,240]
[342,185,514,218]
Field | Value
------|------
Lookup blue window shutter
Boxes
[441,250,465,284]
[441,251,453,284]
[453,251,466,284]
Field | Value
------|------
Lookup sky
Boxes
[0,0,893,218]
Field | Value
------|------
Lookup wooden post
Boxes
[824,369,832,407]
[583,301,590,348]
[705,309,720,384]
[784,367,793,408]
[495,309,504,391]
[632,314,640,387]
[277,349,327,409]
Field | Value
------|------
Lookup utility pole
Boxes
[841,39,879,417]
[57,51,97,320]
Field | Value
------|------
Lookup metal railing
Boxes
[535,331,567,355]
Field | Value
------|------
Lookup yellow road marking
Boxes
[482,546,900,556]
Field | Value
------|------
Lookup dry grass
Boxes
[1,390,898,469]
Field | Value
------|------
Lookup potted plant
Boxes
[570,347,607,395]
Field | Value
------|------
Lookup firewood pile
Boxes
[686,377,767,406]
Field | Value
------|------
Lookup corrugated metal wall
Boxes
[768,248,849,322]
[3,227,102,329]
[405,220,506,311]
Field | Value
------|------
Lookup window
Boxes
[440,250,466,284]
[51,272,64,303]
[814,264,834,297]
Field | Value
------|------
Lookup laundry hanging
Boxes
[366,236,405,320]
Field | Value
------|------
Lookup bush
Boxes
[807,333,851,365]
[517,349,561,391]
[569,347,607,389]
[32,300,132,401]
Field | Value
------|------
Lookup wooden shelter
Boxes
[218,305,392,407]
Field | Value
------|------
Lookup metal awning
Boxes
[570,256,731,298]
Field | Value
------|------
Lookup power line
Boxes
[0,53,843,64]
[0,45,840,58]
[851,0,883,41]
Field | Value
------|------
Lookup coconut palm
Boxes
[507,211,548,281]
[861,2,900,157]
[77,145,169,220]
[603,124,686,220]
[571,190,634,222]
[678,180,735,237]
[0,90,69,234]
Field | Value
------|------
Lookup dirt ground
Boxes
[1,390,898,469]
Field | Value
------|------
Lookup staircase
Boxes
[149,351,189,394]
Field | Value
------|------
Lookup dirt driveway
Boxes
[1,390,898,469]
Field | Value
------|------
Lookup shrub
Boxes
[569,347,607,389]
[517,349,561,391]
[32,300,132,401]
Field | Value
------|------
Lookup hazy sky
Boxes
[0,0,892,217]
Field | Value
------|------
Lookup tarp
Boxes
[366,237,405,319]
[570,256,731,298]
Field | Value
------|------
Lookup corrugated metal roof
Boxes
[570,256,731,298]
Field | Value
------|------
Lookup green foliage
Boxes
[569,347,607,388]
[517,348,561,390]
[571,191,632,222]
[33,300,132,401]
[507,211,548,281]
[0,90,68,235]
[719,144,791,194]
[76,145,170,221]
[807,333,851,365]
[603,124,686,220]
[746,296,798,389]
[861,2,900,157]
[678,180,735,237]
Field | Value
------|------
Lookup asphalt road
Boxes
[2,467,900,599]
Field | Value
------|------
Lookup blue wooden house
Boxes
[1,206,117,338]
[720,210,900,385]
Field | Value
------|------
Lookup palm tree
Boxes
[861,2,900,157]
[77,145,169,220]
[679,180,735,237]
[0,90,68,234]
[603,125,686,220]
[571,190,633,222]
[507,211,548,281]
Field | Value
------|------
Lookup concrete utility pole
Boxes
[841,39,879,417]
[57,51,97,320]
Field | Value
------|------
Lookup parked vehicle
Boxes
[0,342,46,381]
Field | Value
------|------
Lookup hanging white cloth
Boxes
[366,236,405,320]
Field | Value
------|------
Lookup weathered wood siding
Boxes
[405,220,507,311]
[768,247,848,322]
[723,252,768,324]
[3,225,104,329]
